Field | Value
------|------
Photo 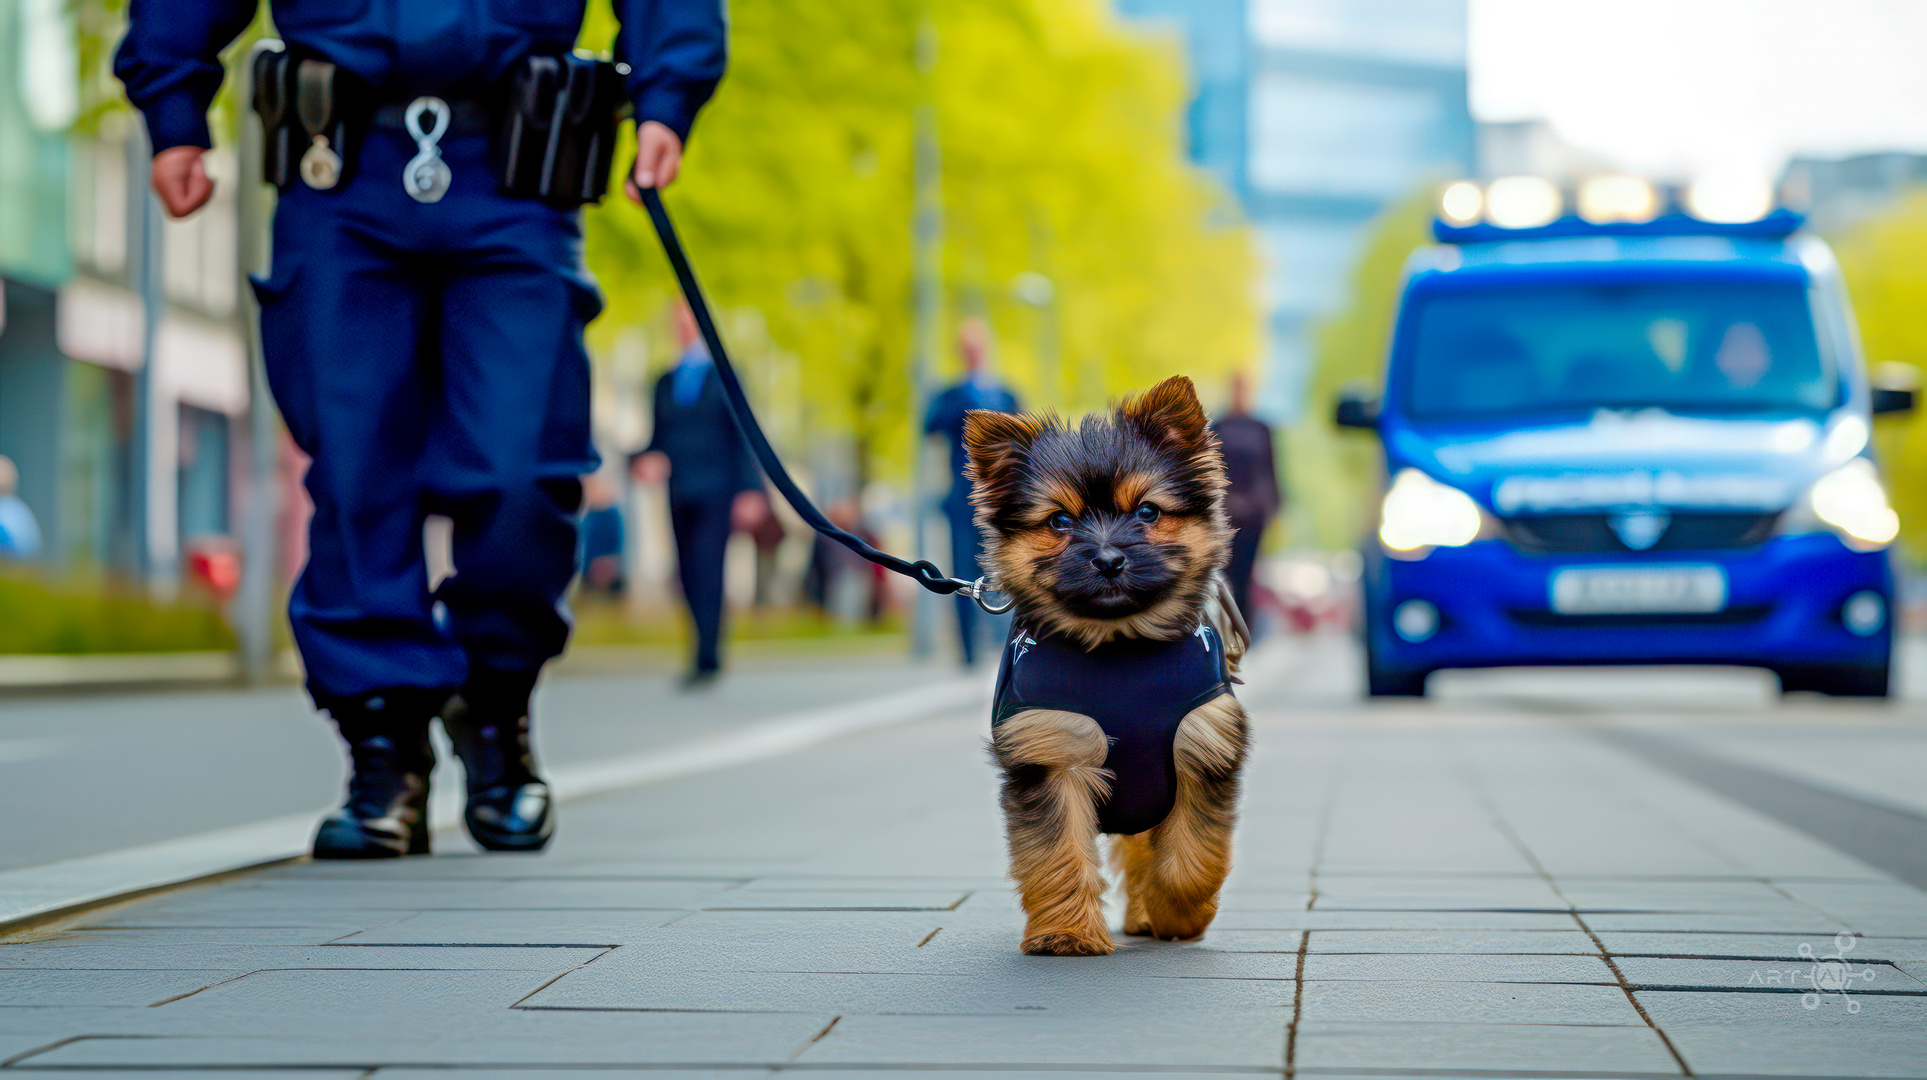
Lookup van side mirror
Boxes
[1334,392,1381,430]
[1872,362,1918,416]
[1872,387,1915,415]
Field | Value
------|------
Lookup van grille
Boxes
[1503,512,1780,554]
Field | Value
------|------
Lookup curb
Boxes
[0,652,243,691]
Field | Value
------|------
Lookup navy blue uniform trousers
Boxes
[670,496,731,673]
[254,126,599,703]
[946,499,1010,666]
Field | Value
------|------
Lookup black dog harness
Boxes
[992,624,1233,836]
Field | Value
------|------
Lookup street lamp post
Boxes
[908,20,942,661]
[233,42,282,682]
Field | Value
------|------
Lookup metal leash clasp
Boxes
[402,97,452,204]
[966,576,1016,615]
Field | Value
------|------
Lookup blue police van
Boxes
[1337,186,1914,697]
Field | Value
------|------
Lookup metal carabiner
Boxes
[966,577,1016,615]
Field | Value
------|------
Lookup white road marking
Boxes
[0,675,987,931]
[0,738,66,765]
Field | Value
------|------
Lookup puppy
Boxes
[964,375,1249,956]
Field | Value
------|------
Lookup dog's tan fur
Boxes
[990,709,1116,956]
[966,376,1251,956]
[1112,693,1247,940]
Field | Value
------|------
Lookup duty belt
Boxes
[251,44,629,208]
[371,100,493,138]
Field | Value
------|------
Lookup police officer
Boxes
[923,318,1019,666]
[115,0,725,858]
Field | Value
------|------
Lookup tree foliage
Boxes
[1833,189,1927,562]
[581,0,1259,479]
[1284,192,1431,550]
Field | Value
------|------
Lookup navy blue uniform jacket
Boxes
[644,367,762,505]
[924,380,1019,515]
[116,0,726,153]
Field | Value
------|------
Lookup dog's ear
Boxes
[1119,375,1210,454]
[964,410,1042,506]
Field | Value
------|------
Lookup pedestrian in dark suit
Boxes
[924,319,1020,665]
[116,0,724,858]
[633,302,766,687]
[1211,372,1282,625]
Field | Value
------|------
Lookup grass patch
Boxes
[0,572,235,655]
[572,599,907,656]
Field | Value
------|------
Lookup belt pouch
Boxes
[251,49,299,189]
[498,53,630,207]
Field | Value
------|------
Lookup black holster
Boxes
[498,53,632,208]
[252,49,368,191]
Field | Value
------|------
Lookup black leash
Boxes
[638,187,1013,614]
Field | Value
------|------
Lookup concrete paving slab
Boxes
[331,908,686,945]
[1301,952,1615,983]
[148,967,565,1018]
[1297,980,1645,1025]
[0,968,247,1007]
[1616,955,1926,991]
[1637,991,1927,1077]
[378,1073,768,1080]
[1307,929,1597,954]
[1209,909,1582,931]
[15,1011,838,1068]
[1597,931,1927,962]
[4,1071,367,1080]
[0,943,608,970]
[783,1073,1265,1080]
[694,889,974,911]
[1292,1021,1683,1076]
[525,964,1293,1016]
[1581,911,1861,934]
[791,1011,1289,1067]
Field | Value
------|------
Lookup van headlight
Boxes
[1797,459,1900,550]
[1379,469,1486,554]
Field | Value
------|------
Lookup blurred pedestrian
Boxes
[804,495,886,625]
[0,456,41,561]
[578,472,627,599]
[631,301,767,688]
[1211,372,1281,625]
[748,502,787,610]
[116,0,725,858]
[924,318,1019,665]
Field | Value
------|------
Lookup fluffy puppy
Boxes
[965,375,1249,956]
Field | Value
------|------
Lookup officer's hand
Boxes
[631,451,670,486]
[152,146,215,219]
[731,490,769,533]
[627,121,684,199]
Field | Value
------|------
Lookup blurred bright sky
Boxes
[1469,0,1927,180]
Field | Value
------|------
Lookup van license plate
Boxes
[1549,566,1727,615]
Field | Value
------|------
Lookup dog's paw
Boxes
[1021,930,1115,956]
[1120,915,1153,937]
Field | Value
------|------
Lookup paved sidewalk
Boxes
[3,636,1926,1076]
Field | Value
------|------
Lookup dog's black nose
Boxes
[1091,550,1126,577]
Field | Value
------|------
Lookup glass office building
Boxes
[1116,0,1474,419]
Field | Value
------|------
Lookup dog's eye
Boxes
[1135,503,1161,524]
[1048,511,1075,532]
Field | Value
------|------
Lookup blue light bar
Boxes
[1433,209,1806,245]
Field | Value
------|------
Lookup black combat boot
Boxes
[444,666,554,852]
[312,689,443,859]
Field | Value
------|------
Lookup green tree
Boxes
[1834,189,1927,562]
[1284,191,1432,550]
[582,0,1258,480]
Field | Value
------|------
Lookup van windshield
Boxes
[1403,281,1837,420]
